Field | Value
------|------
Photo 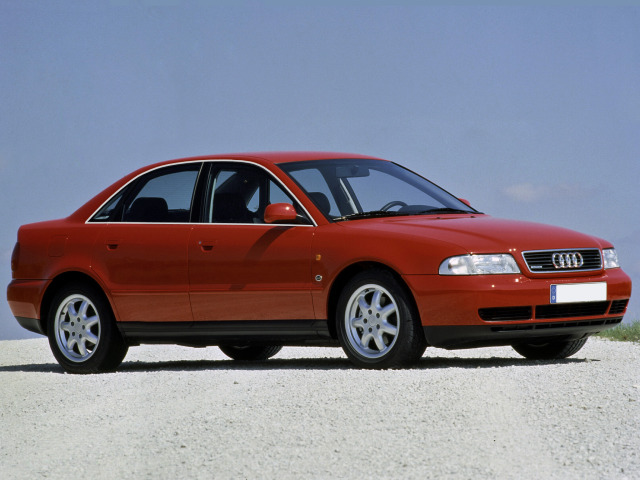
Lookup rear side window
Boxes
[91,164,201,223]
[91,191,124,222]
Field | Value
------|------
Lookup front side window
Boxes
[204,163,310,224]
[280,159,476,221]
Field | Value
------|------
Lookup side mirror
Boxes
[459,198,472,208]
[264,203,298,224]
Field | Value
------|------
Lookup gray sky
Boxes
[1,1,638,340]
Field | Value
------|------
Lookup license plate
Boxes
[550,282,607,304]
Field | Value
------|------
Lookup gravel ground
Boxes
[1,337,638,480]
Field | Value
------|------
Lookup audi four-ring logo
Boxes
[552,252,584,268]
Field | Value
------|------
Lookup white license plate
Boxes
[550,282,607,304]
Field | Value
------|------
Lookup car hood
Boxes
[337,214,609,253]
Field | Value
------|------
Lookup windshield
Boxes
[280,159,477,221]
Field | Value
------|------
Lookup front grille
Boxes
[609,299,629,315]
[535,301,610,319]
[479,307,532,321]
[522,248,602,273]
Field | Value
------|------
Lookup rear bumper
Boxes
[7,279,48,335]
[15,316,46,336]
[424,317,622,349]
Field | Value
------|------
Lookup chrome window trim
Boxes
[85,159,318,227]
[520,248,603,273]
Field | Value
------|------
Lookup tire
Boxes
[336,269,427,369]
[512,338,588,360]
[219,345,283,361]
[47,283,128,374]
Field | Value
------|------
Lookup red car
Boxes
[7,152,632,373]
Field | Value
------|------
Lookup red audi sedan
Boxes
[7,152,632,373]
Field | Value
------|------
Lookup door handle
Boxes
[105,241,119,251]
[199,241,215,252]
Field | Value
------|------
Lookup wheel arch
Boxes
[326,261,421,340]
[40,271,114,335]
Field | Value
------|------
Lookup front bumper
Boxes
[404,268,632,349]
[424,317,622,349]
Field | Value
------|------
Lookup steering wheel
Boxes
[380,200,408,211]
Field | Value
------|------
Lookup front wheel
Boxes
[336,270,426,369]
[219,345,283,361]
[47,283,128,374]
[512,338,588,360]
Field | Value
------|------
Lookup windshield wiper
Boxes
[333,210,408,221]
[415,207,479,215]
[334,207,480,221]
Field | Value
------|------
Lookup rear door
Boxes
[91,163,202,323]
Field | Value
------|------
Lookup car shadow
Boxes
[120,355,593,373]
[0,363,62,373]
[0,355,594,374]
[416,355,593,370]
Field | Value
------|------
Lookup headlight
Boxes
[603,248,620,269]
[439,254,521,275]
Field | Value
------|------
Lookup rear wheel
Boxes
[512,338,588,360]
[47,283,128,374]
[219,345,283,361]
[337,270,426,369]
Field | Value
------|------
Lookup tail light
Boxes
[11,242,20,274]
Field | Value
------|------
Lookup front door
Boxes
[189,162,316,322]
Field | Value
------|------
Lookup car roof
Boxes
[158,151,386,165]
